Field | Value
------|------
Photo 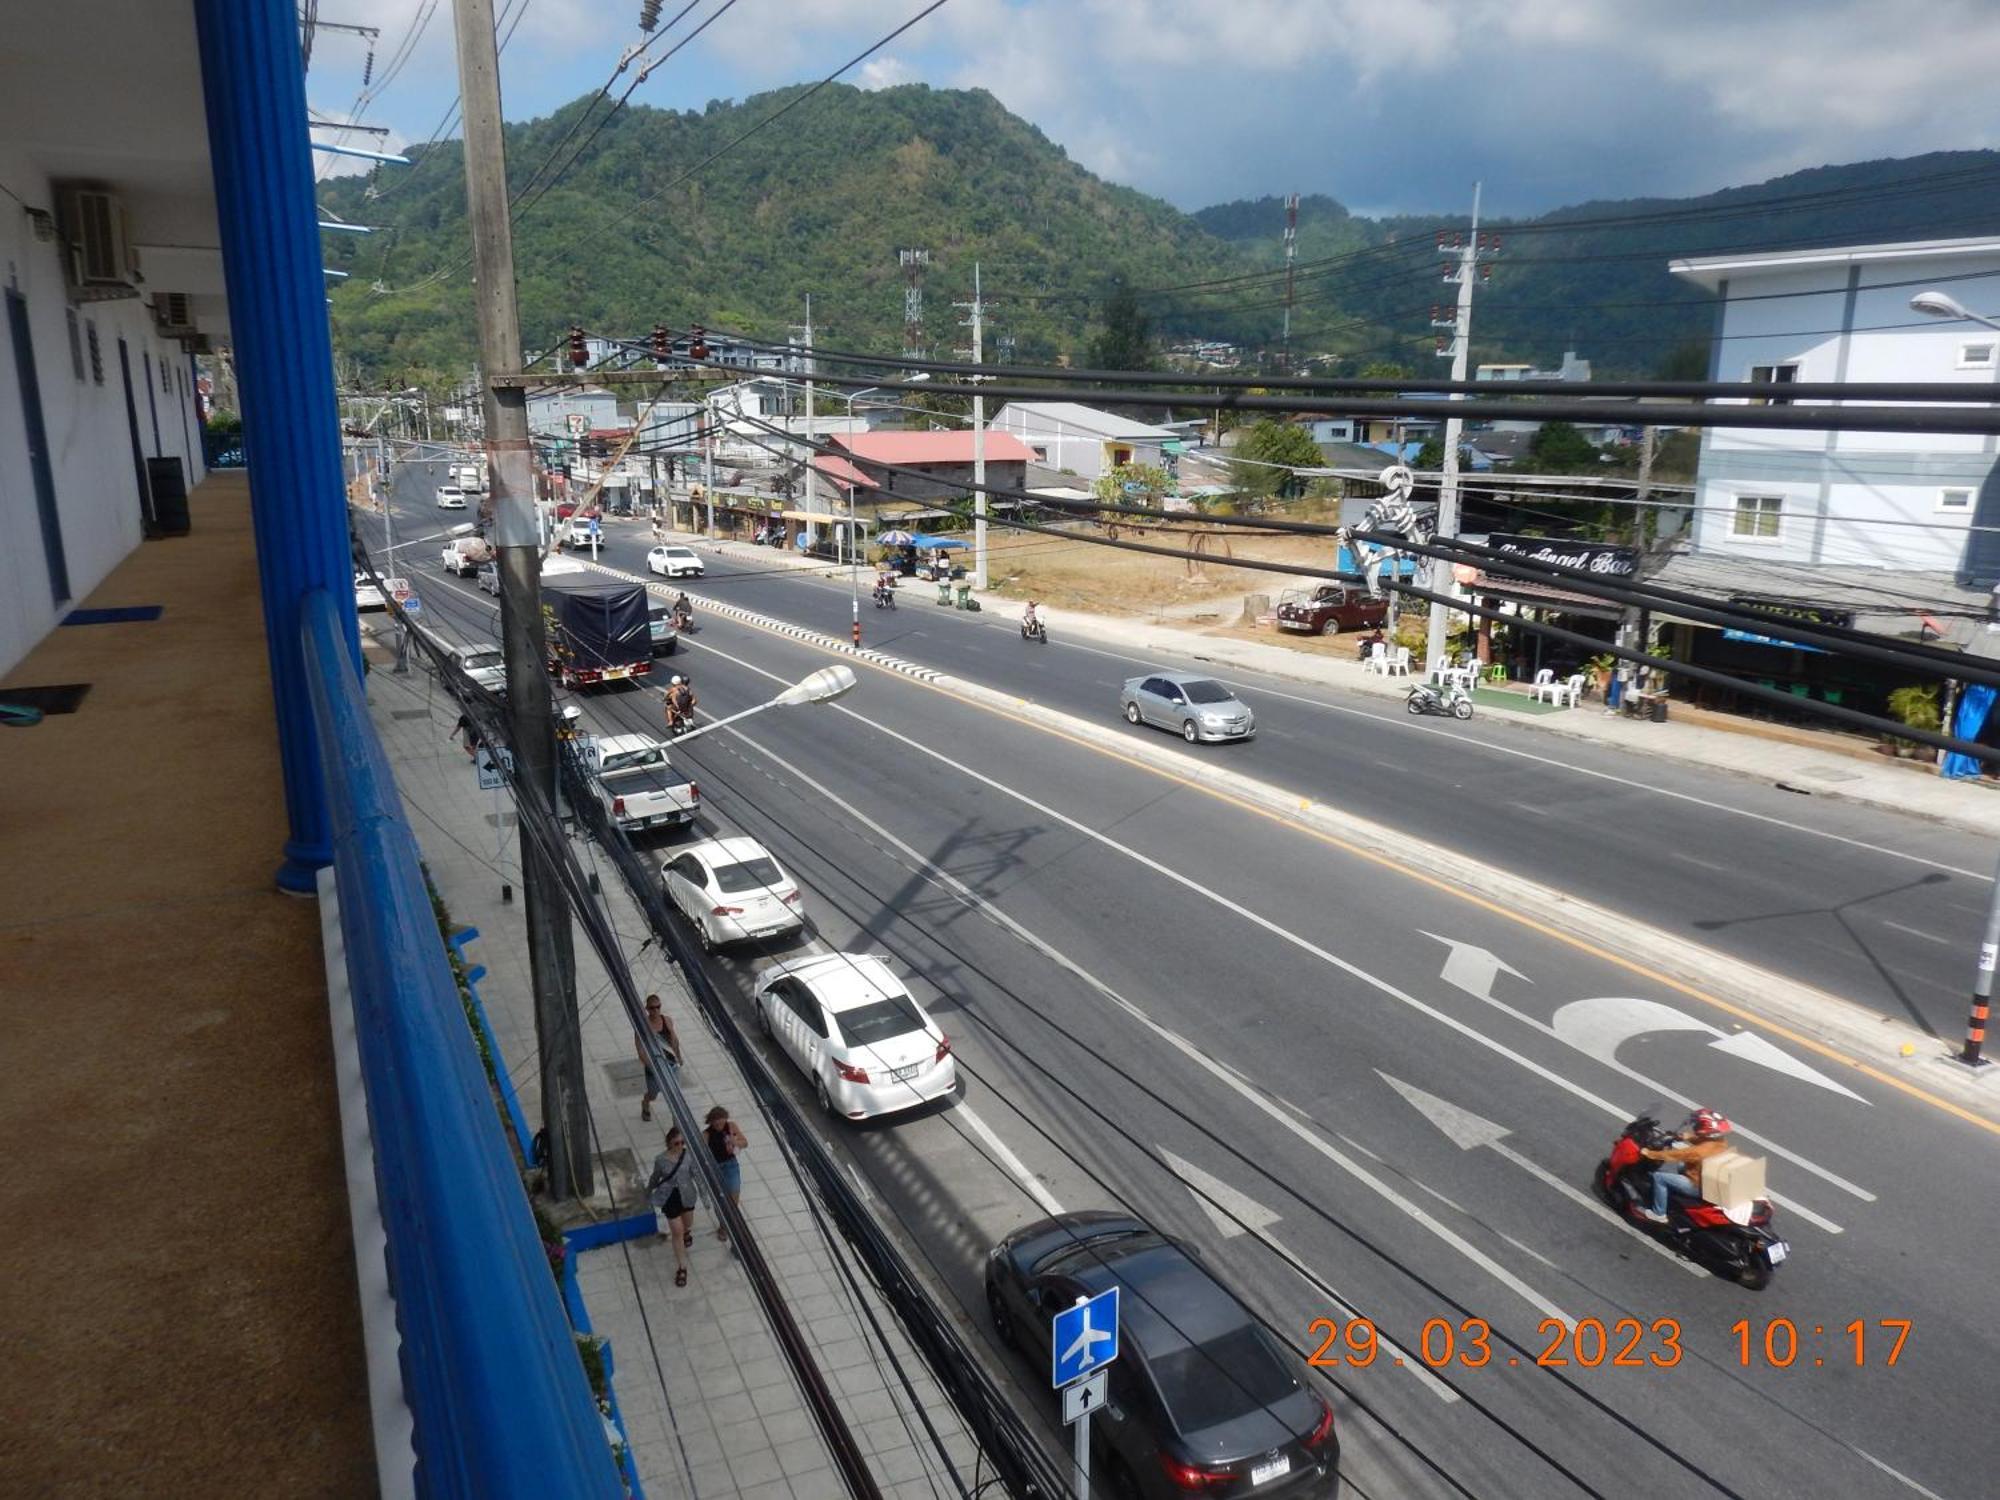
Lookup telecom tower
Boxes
[1281,194,1299,372]
[899,248,930,361]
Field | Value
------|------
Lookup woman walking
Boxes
[704,1104,748,1243]
[636,994,681,1124]
[647,1127,699,1286]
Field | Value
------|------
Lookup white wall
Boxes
[0,148,205,674]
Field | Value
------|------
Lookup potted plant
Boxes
[1582,653,1617,695]
[1885,685,1942,760]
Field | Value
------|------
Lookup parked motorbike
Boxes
[1406,681,1474,720]
[1595,1113,1788,1289]
[1021,616,1047,643]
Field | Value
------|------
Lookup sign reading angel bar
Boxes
[1487,533,1638,577]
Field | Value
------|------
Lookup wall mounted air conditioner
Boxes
[153,292,197,338]
[54,182,140,301]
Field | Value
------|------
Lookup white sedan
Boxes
[662,836,805,951]
[435,484,468,509]
[753,952,957,1121]
[647,544,705,578]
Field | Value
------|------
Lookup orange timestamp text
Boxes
[1307,1316,1687,1370]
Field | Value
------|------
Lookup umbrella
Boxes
[877,530,916,547]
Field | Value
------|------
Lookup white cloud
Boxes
[857,54,916,91]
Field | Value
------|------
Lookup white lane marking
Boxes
[689,665,1574,1323]
[1854,1448,1951,1500]
[1668,850,1732,874]
[958,1103,1064,1218]
[693,631,1865,1230]
[1881,920,1951,946]
[1551,995,1867,1106]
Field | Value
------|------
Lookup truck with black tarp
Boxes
[541,570,651,688]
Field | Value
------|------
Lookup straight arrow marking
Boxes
[1160,1149,1457,1402]
[1379,1074,1705,1276]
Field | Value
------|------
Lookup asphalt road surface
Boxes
[359,468,2000,1500]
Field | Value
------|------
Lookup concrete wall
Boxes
[0,147,206,674]
[1692,250,2000,569]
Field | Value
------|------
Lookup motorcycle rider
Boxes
[874,566,897,603]
[1637,1107,1732,1222]
[1021,599,1043,638]
[663,674,697,733]
[671,590,693,629]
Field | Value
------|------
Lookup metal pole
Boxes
[1072,1407,1092,1500]
[972,263,988,590]
[703,400,716,540]
[1426,181,1480,677]
[452,0,589,1198]
[1965,852,2000,1066]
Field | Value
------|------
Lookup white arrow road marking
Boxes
[703,700,1576,1326]
[1425,932,1532,1004]
[1378,1074,1705,1277]
[1551,995,1869,1103]
[1425,935,1873,1218]
[1160,1149,1457,1402]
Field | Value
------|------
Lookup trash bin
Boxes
[1649,697,1669,723]
[937,578,953,605]
[146,457,190,537]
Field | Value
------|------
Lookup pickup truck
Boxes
[441,536,492,576]
[1274,580,1388,637]
[583,733,699,833]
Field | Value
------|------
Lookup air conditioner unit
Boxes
[54,183,139,299]
[153,293,197,338]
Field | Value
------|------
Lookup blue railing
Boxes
[302,590,622,1500]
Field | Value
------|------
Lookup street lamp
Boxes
[379,521,476,557]
[666,664,857,748]
[1910,289,2000,333]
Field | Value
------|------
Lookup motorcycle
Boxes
[670,604,694,632]
[1406,681,1474,720]
[665,703,697,738]
[1595,1113,1788,1289]
[873,582,897,610]
[1021,615,1047,643]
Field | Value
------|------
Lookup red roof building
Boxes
[821,429,1034,517]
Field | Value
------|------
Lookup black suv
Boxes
[986,1211,1339,1499]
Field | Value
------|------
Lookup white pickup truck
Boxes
[583,733,699,833]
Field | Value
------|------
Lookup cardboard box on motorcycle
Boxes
[1700,1150,1767,1211]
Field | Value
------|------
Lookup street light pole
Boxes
[453,0,590,1197]
[1911,288,2000,1066]
[1426,183,1481,678]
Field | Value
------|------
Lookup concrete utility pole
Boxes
[1426,182,1493,677]
[452,0,589,1198]
[956,264,990,589]
[1281,193,1299,373]
[802,295,818,547]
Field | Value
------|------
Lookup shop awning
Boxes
[1469,574,1625,622]
[780,509,848,524]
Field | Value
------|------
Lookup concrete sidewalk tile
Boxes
[814,1338,874,1372]
[841,1388,902,1426]
[709,1390,766,1428]
[736,1482,797,1500]
[872,1443,940,1485]
[758,1407,821,1447]
[727,1442,787,1488]
[832,1362,889,1398]
[674,1424,729,1471]
[858,1416,916,1456]
[686,1460,739,1499]
[776,1436,836,1479]
[788,1471,853,1500]
[739,1356,798,1396]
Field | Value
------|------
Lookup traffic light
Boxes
[652,323,670,363]
[689,324,707,361]
[568,325,587,368]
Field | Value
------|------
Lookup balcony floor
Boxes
[0,472,373,1495]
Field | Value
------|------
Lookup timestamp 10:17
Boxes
[1731,1319,1910,1368]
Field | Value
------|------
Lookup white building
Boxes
[525,387,621,440]
[706,376,901,466]
[989,401,1178,480]
[1669,237,2000,580]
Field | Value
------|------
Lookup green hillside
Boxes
[324,81,2000,384]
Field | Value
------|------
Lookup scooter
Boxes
[1406,681,1474,720]
[873,582,897,609]
[1595,1113,1788,1289]
[670,603,694,632]
[1021,616,1047,643]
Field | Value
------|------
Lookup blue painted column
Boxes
[193,0,360,892]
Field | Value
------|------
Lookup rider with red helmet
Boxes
[1637,1107,1732,1223]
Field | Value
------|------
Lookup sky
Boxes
[307,0,2000,219]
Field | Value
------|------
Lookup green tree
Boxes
[1520,420,1601,473]
[1090,278,1154,372]
[1229,418,1323,497]
[1358,361,1413,380]
[1653,340,1710,381]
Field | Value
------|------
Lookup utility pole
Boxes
[1425,183,1495,677]
[956,263,989,589]
[1281,193,1299,374]
[452,0,589,1198]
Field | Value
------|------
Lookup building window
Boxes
[1958,341,1995,372]
[1747,363,1798,406]
[1732,494,1783,540]
[1940,487,1974,512]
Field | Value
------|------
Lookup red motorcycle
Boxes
[1595,1112,1788,1289]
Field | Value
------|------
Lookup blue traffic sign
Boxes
[1050,1287,1119,1388]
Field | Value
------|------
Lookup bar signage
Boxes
[1486,533,1638,577]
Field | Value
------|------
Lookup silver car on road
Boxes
[1120,671,1255,743]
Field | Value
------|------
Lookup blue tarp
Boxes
[899,532,968,551]
[1720,628,1830,654]
[1943,682,1996,779]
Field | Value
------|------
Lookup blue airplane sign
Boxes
[1051,1287,1120,1388]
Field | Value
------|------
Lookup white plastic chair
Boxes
[1558,673,1588,708]
[1383,646,1412,678]
[1530,668,1562,705]
[1446,665,1476,693]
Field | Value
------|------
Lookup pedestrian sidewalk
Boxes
[660,523,2000,841]
[360,632,976,1500]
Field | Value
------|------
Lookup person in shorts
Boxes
[704,1104,748,1243]
[647,1127,699,1285]
[637,995,681,1123]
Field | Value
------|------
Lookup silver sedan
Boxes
[1120,672,1256,743]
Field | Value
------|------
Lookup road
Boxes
[362,467,2000,1500]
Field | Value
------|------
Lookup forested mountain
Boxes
[323,80,2000,383]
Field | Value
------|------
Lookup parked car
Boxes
[1273,581,1386,638]
[647,544,705,578]
[435,484,468,510]
[661,836,804,951]
[1120,673,1255,743]
[476,563,502,595]
[986,1211,1339,1500]
[581,733,699,833]
[353,571,386,612]
[751,952,956,1120]
[446,642,507,694]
